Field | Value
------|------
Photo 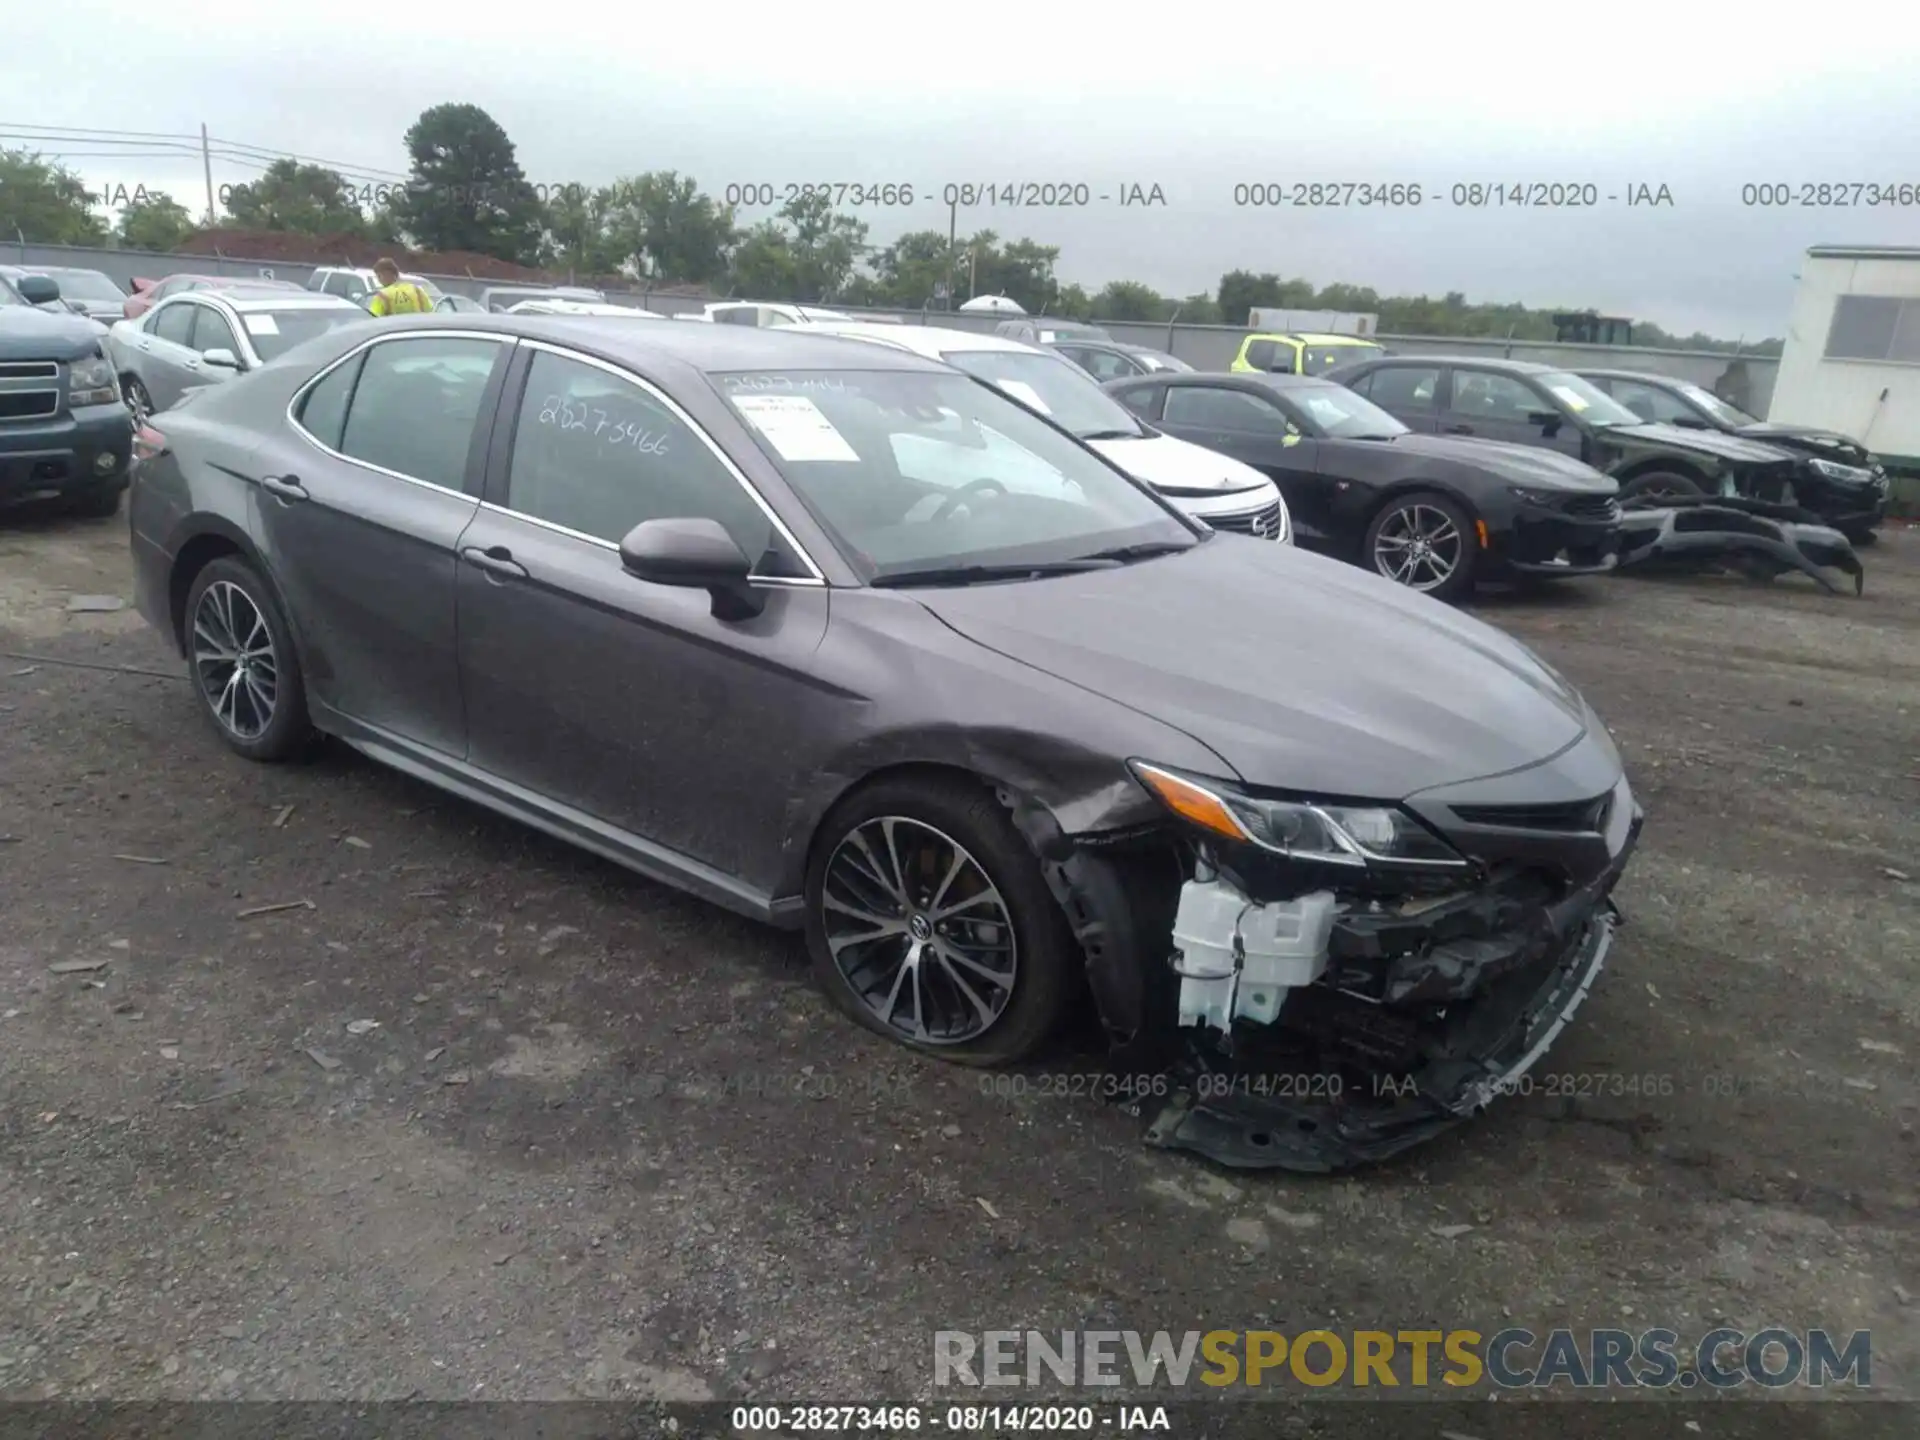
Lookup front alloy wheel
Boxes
[1366,491,1477,600]
[822,816,1018,1045]
[123,376,152,426]
[804,776,1076,1066]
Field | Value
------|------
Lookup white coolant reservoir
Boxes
[1170,880,1338,1032]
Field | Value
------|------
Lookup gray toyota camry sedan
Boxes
[126,315,1641,1172]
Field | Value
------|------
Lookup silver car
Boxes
[108,291,365,420]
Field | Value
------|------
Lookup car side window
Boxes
[1163,385,1290,434]
[1448,371,1541,421]
[191,307,242,358]
[1243,339,1278,370]
[294,352,365,451]
[305,271,328,293]
[335,337,502,491]
[504,349,800,574]
[1608,379,1694,425]
[1366,365,1441,410]
[1111,384,1165,422]
[152,302,198,347]
[1077,348,1136,382]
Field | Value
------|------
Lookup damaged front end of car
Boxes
[1008,755,1642,1173]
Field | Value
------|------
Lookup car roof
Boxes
[1362,354,1553,375]
[1247,332,1380,345]
[221,294,364,312]
[168,283,313,303]
[810,321,1040,358]
[1572,368,1678,383]
[351,313,950,374]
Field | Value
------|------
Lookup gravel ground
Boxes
[1,504,1916,1430]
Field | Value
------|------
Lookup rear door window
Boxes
[334,336,504,491]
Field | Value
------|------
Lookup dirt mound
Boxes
[168,228,665,290]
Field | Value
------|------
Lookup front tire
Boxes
[1364,490,1478,601]
[183,557,313,762]
[1619,470,1705,505]
[804,775,1077,1067]
[123,376,153,426]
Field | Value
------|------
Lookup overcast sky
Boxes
[8,0,1917,338]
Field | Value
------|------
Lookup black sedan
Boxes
[1047,337,1193,382]
[124,314,1641,1173]
[1106,371,1622,601]
[1573,368,1889,541]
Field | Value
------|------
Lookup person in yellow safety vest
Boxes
[366,258,434,317]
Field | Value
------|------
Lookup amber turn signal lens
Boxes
[1131,763,1251,843]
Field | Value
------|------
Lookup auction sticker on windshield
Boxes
[732,393,860,463]
[244,313,279,335]
[1547,385,1588,411]
[995,379,1051,414]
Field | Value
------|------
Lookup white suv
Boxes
[305,267,445,307]
[805,323,1291,541]
[684,301,854,327]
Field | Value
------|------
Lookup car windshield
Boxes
[1678,381,1758,427]
[715,368,1194,584]
[940,349,1148,439]
[0,276,22,307]
[1136,349,1193,373]
[48,270,126,301]
[1303,343,1382,374]
[1535,371,1642,427]
[1288,384,1409,439]
[238,308,366,362]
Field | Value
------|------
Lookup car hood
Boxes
[1086,431,1271,494]
[915,537,1591,799]
[0,307,107,361]
[1359,433,1617,490]
[1608,420,1787,464]
[1732,422,1875,459]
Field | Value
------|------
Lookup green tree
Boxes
[601,171,736,285]
[780,191,868,301]
[222,159,368,235]
[1171,292,1220,325]
[1052,282,1094,319]
[541,186,614,276]
[728,220,799,297]
[866,229,955,307]
[977,236,1061,313]
[392,103,542,261]
[1092,280,1163,321]
[0,148,108,245]
[116,192,196,252]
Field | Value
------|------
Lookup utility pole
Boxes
[200,123,216,226]
[944,197,957,311]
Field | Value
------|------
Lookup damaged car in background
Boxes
[125,318,1639,1173]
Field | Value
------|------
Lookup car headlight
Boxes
[68,353,119,407]
[1807,457,1872,482]
[1130,762,1467,868]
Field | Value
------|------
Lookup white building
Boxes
[1771,245,1920,480]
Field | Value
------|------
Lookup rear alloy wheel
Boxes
[805,776,1076,1066]
[1619,470,1705,505]
[1365,491,1478,601]
[123,376,153,426]
[184,557,313,761]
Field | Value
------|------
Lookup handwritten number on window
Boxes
[536,393,670,455]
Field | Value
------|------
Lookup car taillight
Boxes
[132,424,168,463]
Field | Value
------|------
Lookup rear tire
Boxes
[1619,470,1705,505]
[1363,490,1479,602]
[123,376,153,426]
[804,775,1077,1067]
[182,557,314,762]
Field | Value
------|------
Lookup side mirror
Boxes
[201,348,241,370]
[15,274,60,306]
[618,517,763,620]
[1670,414,1708,429]
[1266,360,1293,374]
[1526,410,1562,433]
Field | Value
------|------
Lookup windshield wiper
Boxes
[1069,540,1194,563]
[1076,427,1145,441]
[870,558,1121,588]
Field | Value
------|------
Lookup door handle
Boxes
[260,474,309,503]
[461,545,528,580]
